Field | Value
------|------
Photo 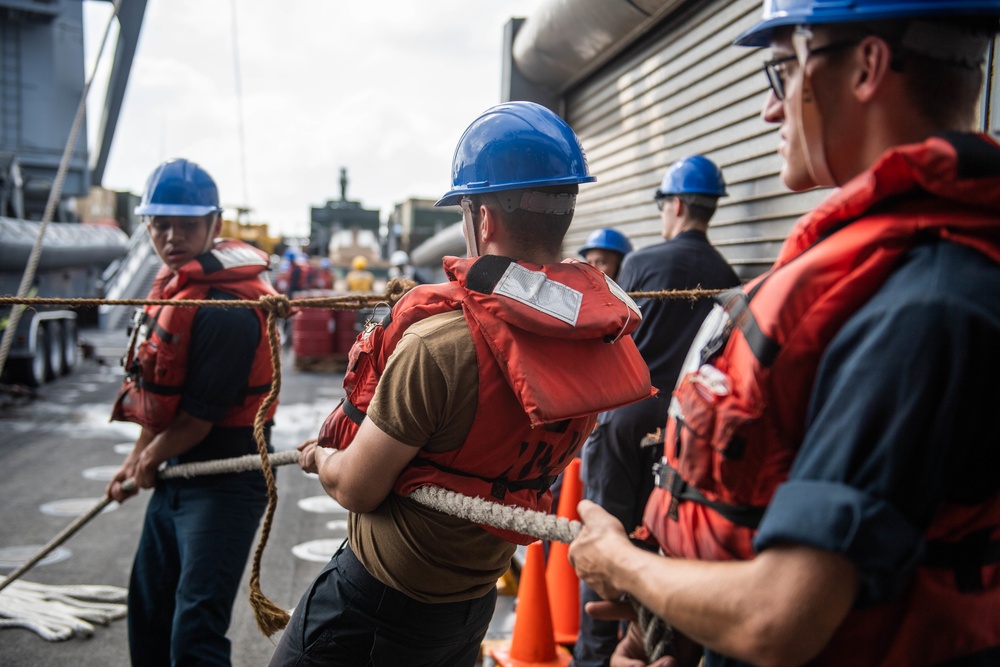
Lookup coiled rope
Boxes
[0,578,129,642]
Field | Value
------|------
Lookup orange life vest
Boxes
[319,254,655,543]
[112,239,278,434]
[642,134,1000,665]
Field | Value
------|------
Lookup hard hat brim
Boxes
[733,2,1000,47]
[135,204,222,217]
[435,175,597,207]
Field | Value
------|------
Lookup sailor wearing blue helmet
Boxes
[570,3,1000,667]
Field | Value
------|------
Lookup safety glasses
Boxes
[763,38,859,101]
[654,195,674,212]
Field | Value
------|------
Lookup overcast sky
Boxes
[84,0,546,237]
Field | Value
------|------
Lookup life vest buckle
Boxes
[653,459,685,522]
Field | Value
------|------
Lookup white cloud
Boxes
[85,0,546,237]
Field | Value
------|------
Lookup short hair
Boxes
[471,184,579,256]
[677,194,717,225]
[823,18,996,130]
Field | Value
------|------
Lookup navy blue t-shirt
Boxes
[173,289,268,464]
[617,230,740,392]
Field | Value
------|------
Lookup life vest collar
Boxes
[443,254,641,340]
[154,239,272,299]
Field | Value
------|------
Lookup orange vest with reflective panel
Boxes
[319,255,655,543]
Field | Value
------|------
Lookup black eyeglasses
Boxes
[763,40,859,101]
[654,195,673,212]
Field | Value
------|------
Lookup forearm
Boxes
[126,427,156,462]
[314,446,352,507]
[311,418,419,513]
[142,410,214,465]
[107,428,157,501]
[611,544,856,667]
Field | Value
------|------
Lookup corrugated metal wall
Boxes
[528,1,1000,281]
[562,0,826,281]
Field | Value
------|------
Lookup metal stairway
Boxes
[98,227,160,331]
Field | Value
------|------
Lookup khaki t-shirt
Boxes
[349,310,517,602]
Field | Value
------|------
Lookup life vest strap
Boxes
[715,287,780,367]
[341,397,366,426]
[231,382,272,406]
[923,529,1000,593]
[653,459,766,530]
[152,321,176,344]
[136,378,184,396]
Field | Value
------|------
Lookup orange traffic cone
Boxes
[546,458,582,645]
[489,541,572,667]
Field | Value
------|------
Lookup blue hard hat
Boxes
[655,155,727,198]
[734,0,1000,47]
[578,228,633,257]
[134,158,222,217]
[435,101,596,207]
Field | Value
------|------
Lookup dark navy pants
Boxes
[574,396,665,667]
[127,473,268,667]
[269,542,497,667]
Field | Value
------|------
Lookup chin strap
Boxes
[460,197,479,258]
[792,27,836,188]
[200,213,221,256]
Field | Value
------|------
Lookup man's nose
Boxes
[761,88,784,124]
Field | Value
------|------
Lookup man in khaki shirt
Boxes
[269,101,653,667]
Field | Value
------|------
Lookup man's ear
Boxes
[672,196,684,219]
[479,204,495,244]
[210,213,223,238]
[853,35,893,102]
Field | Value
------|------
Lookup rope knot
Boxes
[258,293,292,319]
[384,278,416,305]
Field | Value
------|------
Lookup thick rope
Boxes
[0,282,721,311]
[158,450,300,479]
[0,293,398,310]
[634,598,676,662]
[628,287,726,302]
[247,297,291,636]
[405,487,674,659]
[241,282,414,636]
[0,448,673,653]
[408,487,581,544]
[1,277,682,651]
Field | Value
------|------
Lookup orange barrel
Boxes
[333,309,360,354]
[293,308,334,357]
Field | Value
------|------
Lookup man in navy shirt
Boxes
[574,155,739,667]
[108,159,277,667]
[569,3,1000,666]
